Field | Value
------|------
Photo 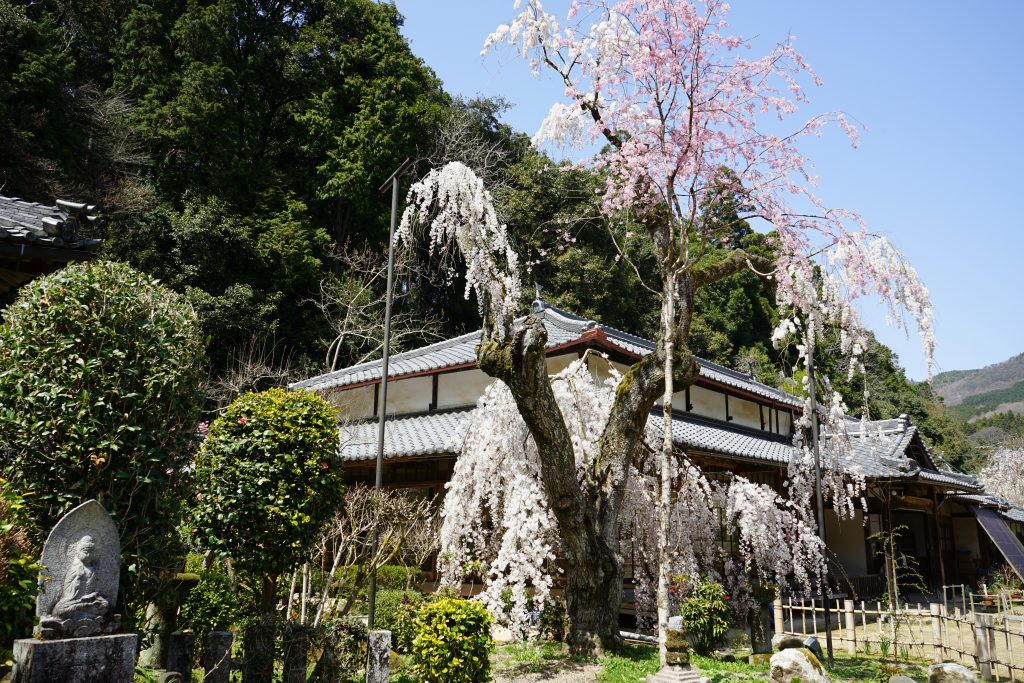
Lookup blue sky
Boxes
[394,1,1024,381]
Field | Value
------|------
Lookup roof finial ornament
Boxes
[531,283,546,314]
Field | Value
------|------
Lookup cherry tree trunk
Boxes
[563,539,624,653]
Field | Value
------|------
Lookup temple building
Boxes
[292,300,1023,598]
[0,195,101,308]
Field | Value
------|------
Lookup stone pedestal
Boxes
[12,633,137,683]
[166,631,194,679]
[282,623,310,683]
[366,630,391,683]
[203,631,233,683]
[750,603,772,654]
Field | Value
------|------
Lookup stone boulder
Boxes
[928,663,979,683]
[770,648,830,683]
[772,633,805,651]
[890,676,917,683]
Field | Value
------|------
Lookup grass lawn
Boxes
[490,642,936,682]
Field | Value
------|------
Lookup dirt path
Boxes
[493,661,603,682]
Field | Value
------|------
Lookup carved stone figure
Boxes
[35,500,120,639]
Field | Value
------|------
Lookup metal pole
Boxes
[807,339,835,668]
[367,159,412,629]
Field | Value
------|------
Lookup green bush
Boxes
[334,564,424,595]
[178,571,241,657]
[190,388,344,612]
[677,577,732,655]
[376,565,424,591]
[412,598,492,683]
[538,596,569,642]
[0,261,205,605]
[1,480,39,657]
[375,589,423,652]
[310,617,368,682]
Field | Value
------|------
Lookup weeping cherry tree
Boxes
[397,0,935,656]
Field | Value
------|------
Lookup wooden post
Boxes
[930,603,943,658]
[975,613,993,682]
[844,600,857,654]
[774,597,784,636]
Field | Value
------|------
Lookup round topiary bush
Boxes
[412,598,493,683]
[0,260,205,602]
[191,388,343,612]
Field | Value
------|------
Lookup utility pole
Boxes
[807,334,835,668]
[367,158,413,630]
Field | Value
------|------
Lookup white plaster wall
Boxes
[777,410,792,436]
[730,396,761,430]
[326,385,375,421]
[689,385,726,421]
[546,354,577,375]
[587,355,631,386]
[384,375,433,415]
[825,510,867,576]
[437,369,495,410]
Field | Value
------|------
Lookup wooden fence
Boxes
[775,596,1024,681]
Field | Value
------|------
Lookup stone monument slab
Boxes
[35,500,120,639]
[12,633,136,683]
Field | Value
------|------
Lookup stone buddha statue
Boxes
[35,510,121,639]
[50,535,110,621]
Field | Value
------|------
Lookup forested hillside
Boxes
[934,354,1024,420]
[0,0,977,466]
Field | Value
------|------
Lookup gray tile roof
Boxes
[0,196,100,249]
[949,493,1024,523]
[340,408,473,461]
[338,405,980,491]
[294,305,802,407]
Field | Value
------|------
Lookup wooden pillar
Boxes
[932,490,947,588]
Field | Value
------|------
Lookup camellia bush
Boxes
[0,261,205,605]
[676,577,732,655]
[191,388,343,614]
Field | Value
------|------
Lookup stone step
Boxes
[646,665,709,683]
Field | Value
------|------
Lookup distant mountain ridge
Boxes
[934,353,1024,420]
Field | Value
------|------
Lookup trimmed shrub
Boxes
[178,571,241,658]
[677,577,732,655]
[375,589,423,652]
[191,388,343,612]
[412,598,492,683]
[0,261,205,603]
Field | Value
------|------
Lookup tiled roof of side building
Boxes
[337,405,981,491]
[0,196,100,249]
[293,305,802,407]
[949,493,1024,523]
